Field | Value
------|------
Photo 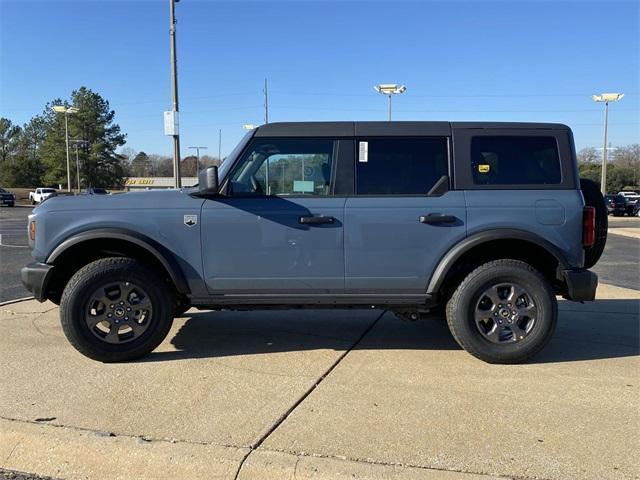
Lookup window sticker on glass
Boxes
[293,180,315,193]
[478,164,490,173]
[358,141,368,162]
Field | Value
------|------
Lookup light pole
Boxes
[374,84,406,121]
[263,78,269,124]
[169,0,182,188]
[52,105,79,192]
[188,146,207,172]
[592,93,624,194]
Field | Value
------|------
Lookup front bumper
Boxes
[563,268,598,302]
[21,262,54,302]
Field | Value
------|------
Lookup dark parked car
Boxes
[80,188,109,195]
[604,194,627,216]
[0,188,15,207]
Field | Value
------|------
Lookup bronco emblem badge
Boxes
[184,215,198,227]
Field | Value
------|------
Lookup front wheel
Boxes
[60,257,175,362]
[446,259,557,364]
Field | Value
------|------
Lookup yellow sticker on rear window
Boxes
[478,164,490,173]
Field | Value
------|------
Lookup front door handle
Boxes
[419,214,457,224]
[299,215,335,225]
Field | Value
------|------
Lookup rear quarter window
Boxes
[471,136,561,185]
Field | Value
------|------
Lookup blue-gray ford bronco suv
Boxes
[22,122,607,364]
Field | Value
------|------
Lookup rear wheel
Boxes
[446,259,557,364]
[60,257,174,362]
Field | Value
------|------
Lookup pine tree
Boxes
[40,87,127,188]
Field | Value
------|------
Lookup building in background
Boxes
[124,177,198,191]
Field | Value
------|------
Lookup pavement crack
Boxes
[262,446,534,480]
[232,310,386,479]
[0,416,244,451]
[292,455,300,480]
[3,442,20,464]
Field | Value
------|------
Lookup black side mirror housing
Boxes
[198,166,219,195]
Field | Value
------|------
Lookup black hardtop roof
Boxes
[254,121,571,137]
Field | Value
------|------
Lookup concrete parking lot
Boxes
[1,208,639,479]
[1,282,639,480]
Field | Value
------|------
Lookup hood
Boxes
[35,188,201,213]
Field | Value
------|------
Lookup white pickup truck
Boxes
[29,188,57,205]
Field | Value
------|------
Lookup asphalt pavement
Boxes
[0,206,33,303]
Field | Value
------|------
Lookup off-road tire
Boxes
[446,259,557,364]
[580,178,607,268]
[60,257,174,362]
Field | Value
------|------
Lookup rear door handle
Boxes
[299,215,335,225]
[419,214,457,224]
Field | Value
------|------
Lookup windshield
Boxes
[0,188,6,193]
[42,188,56,193]
[217,131,254,182]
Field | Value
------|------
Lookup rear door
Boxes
[344,132,467,294]
[201,137,349,294]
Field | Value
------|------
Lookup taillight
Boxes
[583,206,595,248]
[29,221,36,242]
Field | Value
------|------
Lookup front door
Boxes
[344,136,467,294]
[201,137,345,294]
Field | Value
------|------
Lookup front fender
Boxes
[47,228,191,295]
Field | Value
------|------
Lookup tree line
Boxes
[0,86,222,189]
[2,86,638,191]
[122,149,220,178]
[577,145,640,194]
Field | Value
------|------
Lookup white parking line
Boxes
[0,234,29,248]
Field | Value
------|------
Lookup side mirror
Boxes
[198,166,219,195]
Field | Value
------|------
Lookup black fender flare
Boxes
[47,228,191,295]
[426,229,572,295]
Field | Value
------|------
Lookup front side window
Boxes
[228,138,335,196]
[355,137,448,195]
[471,136,561,185]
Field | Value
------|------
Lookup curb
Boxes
[0,296,34,307]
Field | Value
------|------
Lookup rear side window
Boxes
[471,136,561,185]
[356,137,448,194]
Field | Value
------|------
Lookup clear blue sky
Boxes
[1,0,638,157]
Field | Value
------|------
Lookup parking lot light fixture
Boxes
[51,105,79,192]
[592,92,624,195]
[243,124,258,130]
[374,84,407,121]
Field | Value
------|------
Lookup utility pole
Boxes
[74,144,80,192]
[264,78,269,124]
[188,146,207,172]
[169,0,182,188]
[218,129,222,162]
[70,139,89,193]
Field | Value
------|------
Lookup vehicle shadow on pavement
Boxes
[142,310,461,362]
[534,299,640,364]
[141,300,640,364]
